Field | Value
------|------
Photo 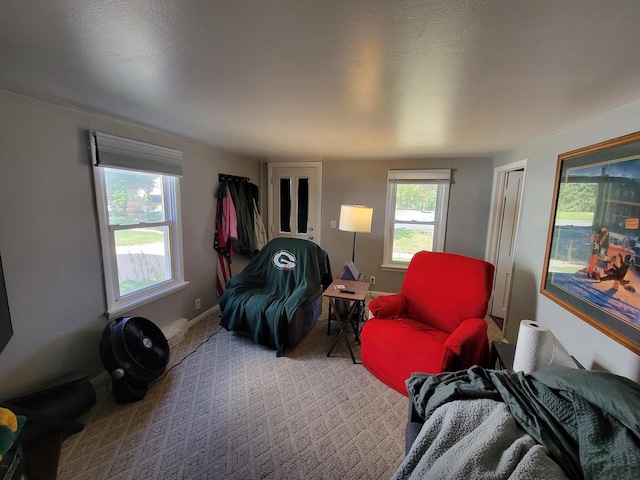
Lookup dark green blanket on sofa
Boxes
[407,365,640,479]
[219,238,331,356]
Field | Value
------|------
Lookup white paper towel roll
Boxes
[512,320,576,373]
[549,337,577,368]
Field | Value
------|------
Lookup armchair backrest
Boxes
[401,251,495,333]
[226,237,332,295]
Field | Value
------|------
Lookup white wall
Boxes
[320,158,494,293]
[0,89,259,398]
[496,99,640,381]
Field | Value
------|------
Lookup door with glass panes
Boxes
[268,163,321,245]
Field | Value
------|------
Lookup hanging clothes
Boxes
[214,182,238,296]
[229,181,256,254]
[253,198,267,251]
[214,175,265,295]
[215,251,233,297]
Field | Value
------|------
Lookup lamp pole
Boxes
[351,232,357,263]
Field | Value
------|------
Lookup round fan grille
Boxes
[121,317,170,372]
[100,316,170,385]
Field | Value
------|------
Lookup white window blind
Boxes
[387,169,451,182]
[91,131,183,177]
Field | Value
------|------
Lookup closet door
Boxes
[490,169,524,319]
[268,163,322,245]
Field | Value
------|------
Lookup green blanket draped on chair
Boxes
[219,238,331,356]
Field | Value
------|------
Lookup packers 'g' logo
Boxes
[272,250,297,270]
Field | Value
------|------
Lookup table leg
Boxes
[326,297,359,364]
[352,301,364,344]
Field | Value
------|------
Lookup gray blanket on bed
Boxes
[392,399,567,480]
[406,365,640,479]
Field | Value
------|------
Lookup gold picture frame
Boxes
[541,131,640,355]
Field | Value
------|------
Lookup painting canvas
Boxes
[541,131,640,355]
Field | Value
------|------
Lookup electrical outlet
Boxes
[195,298,201,310]
[369,276,376,285]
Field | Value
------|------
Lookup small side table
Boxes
[490,341,516,370]
[323,279,368,364]
[490,340,585,371]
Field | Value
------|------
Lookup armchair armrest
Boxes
[301,287,323,311]
[368,294,406,319]
[442,318,490,371]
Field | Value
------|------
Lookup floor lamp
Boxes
[339,204,373,263]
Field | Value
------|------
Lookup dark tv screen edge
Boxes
[0,254,14,354]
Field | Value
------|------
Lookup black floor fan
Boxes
[100,316,170,403]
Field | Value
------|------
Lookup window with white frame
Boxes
[90,131,188,318]
[382,169,451,269]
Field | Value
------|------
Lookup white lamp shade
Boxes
[339,205,373,233]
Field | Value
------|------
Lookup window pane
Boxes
[392,224,434,262]
[384,172,450,267]
[392,183,438,261]
[105,168,165,225]
[394,183,438,221]
[114,226,171,296]
[280,178,291,232]
[297,178,309,233]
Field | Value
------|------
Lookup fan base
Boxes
[112,375,149,403]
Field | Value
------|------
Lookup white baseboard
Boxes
[188,305,220,328]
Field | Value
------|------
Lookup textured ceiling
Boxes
[2,1,640,159]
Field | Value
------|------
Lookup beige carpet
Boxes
[57,302,502,480]
[486,315,503,343]
[57,310,408,480]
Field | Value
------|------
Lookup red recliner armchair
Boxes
[361,251,495,395]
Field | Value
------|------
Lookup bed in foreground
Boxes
[394,365,640,479]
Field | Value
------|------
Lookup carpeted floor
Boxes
[57,309,408,480]
[57,301,503,480]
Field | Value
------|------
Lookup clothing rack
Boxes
[219,173,249,183]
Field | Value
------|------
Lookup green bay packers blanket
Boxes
[219,238,331,356]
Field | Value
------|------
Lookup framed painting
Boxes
[541,131,640,355]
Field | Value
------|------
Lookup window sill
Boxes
[107,280,190,319]
[381,263,409,272]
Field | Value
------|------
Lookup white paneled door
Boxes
[268,163,322,245]
[491,169,524,318]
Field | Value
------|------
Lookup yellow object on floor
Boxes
[0,406,26,462]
